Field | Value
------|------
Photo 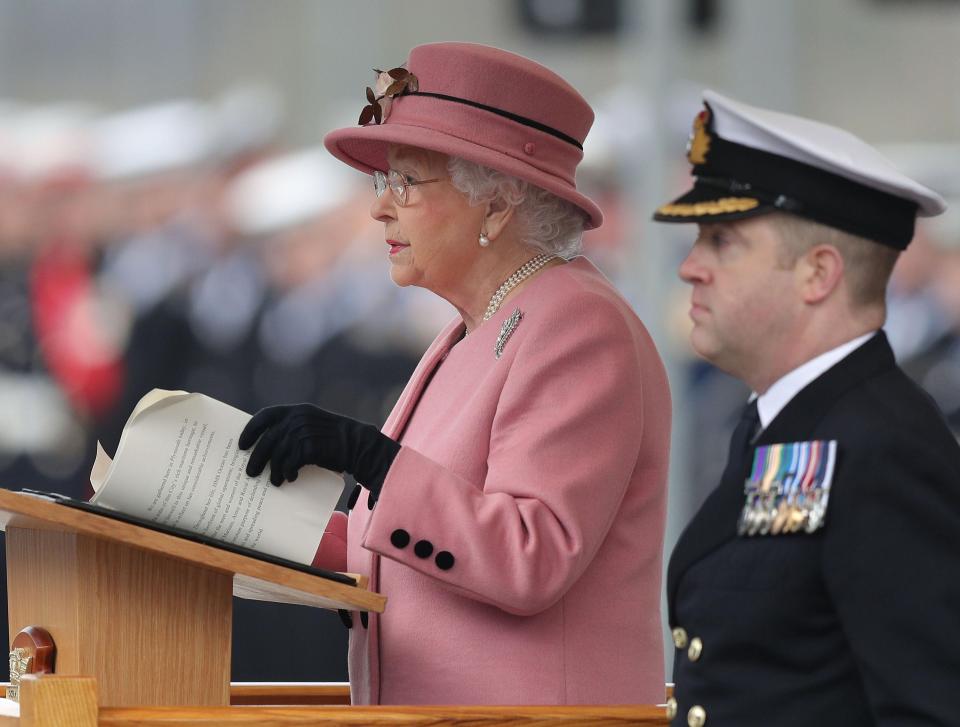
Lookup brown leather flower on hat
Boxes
[359,67,420,125]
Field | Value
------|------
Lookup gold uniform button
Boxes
[672,627,689,649]
[665,696,678,720]
[688,636,703,662]
[687,704,707,727]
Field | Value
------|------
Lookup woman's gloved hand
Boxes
[238,404,399,507]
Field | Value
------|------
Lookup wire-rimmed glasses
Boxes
[373,169,441,207]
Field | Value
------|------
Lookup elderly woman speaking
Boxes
[239,42,670,706]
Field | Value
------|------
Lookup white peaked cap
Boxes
[227,147,358,236]
[7,103,98,181]
[92,99,214,180]
[705,90,946,217]
[0,100,28,173]
[213,82,284,160]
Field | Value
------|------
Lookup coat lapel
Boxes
[667,332,896,621]
[382,317,465,441]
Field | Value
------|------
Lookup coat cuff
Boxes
[360,446,463,577]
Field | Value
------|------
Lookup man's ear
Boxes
[797,244,845,304]
[482,196,516,241]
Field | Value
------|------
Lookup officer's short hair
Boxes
[769,212,900,309]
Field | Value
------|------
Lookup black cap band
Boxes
[690,134,918,249]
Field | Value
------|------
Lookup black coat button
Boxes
[414,540,434,558]
[390,529,410,548]
[435,551,455,570]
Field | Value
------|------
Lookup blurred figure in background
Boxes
[899,239,960,436]
[165,85,288,412]
[879,148,960,437]
[231,149,420,419]
[92,99,222,452]
[0,102,123,675]
[884,220,952,362]
[2,103,118,494]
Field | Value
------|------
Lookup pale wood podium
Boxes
[0,489,384,708]
[0,489,669,725]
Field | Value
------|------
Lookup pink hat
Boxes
[323,42,603,229]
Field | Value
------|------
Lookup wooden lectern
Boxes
[0,489,384,708]
[0,490,669,725]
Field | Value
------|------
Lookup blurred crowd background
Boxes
[1,0,959,681]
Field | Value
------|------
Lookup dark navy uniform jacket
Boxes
[668,332,960,727]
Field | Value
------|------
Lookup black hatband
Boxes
[404,91,583,150]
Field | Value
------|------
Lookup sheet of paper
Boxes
[90,441,112,494]
[233,573,356,610]
[91,390,344,565]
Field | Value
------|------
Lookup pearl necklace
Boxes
[482,253,557,322]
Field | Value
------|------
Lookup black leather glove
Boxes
[238,404,399,507]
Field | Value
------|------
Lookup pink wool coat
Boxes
[321,257,670,705]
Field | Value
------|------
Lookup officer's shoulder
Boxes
[824,365,960,468]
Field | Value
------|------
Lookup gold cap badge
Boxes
[687,109,712,165]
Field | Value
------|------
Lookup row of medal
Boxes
[738,440,838,536]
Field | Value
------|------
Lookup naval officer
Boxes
[654,91,960,726]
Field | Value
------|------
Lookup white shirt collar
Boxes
[754,331,877,429]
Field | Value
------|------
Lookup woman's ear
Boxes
[482,196,516,241]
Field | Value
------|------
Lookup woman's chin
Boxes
[388,264,416,287]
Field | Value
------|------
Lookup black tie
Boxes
[728,399,761,477]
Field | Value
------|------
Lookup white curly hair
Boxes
[446,156,587,259]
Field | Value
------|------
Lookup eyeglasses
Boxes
[373,169,441,207]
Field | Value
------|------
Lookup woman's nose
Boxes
[370,188,396,222]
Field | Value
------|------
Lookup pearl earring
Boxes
[479,232,490,247]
